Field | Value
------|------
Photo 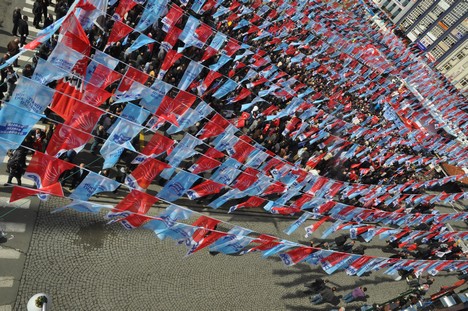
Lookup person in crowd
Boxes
[89,124,107,155]
[7,38,20,67]
[309,286,338,305]
[32,128,46,152]
[5,147,28,186]
[12,8,21,37]
[18,15,29,47]
[33,0,43,28]
[70,163,89,190]
[343,286,367,303]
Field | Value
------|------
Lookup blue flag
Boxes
[157,171,200,202]
[140,79,173,113]
[32,58,69,85]
[0,104,42,145]
[178,61,203,91]
[108,103,150,133]
[209,226,253,254]
[0,137,17,157]
[208,188,244,209]
[100,120,142,169]
[262,241,296,258]
[48,43,85,72]
[135,0,168,32]
[144,220,196,242]
[69,172,120,201]
[167,101,213,134]
[9,76,55,114]
[159,205,193,227]
[212,79,238,99]
[113,80,147,104]
[125,33,156,55]
[284,212,312,235]
[209,54,232,71]
[209,32,227,50]
[52,200,113,214]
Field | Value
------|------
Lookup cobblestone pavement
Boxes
[11,196,464,311]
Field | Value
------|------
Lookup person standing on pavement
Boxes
[33,0,43,28]
[7,38,20,67]
[18,15,29,47]
[343,286,367,303]
[12,8,21,37]
[5,147,28,186]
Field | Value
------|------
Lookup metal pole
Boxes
[41,302,47,311]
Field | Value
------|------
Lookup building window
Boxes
[460,78,467,87]
[443,63,452,71]
[456,51,465,60]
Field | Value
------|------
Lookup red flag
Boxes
[197,70,222,95]
[50,80,83,119]
[161,4,183,31]
[60,14,90,53]
[159,49,183,75]
[308,177,329,195]
[263,181,286,196]
[247,235,280,253]
[45,124,92,157]
[231,87,251,103]
[76,0,96,10]
[126,158,169,190]
[63,100,102,132]
[187,231,227,256]
[231,168,259,191]
[88,63,122,89]
[280,247,315,266]
[10,183,64,203]
[114,0,137,20]
[119,214,154,229]
[141,132,174,156]
[194,23,213,44]
[230,139,255,163]
[197,113,230,140]
[107,20,133,46]
[118,66,149,93]
[230,196,266,213]
[305,216,330,236]
[82,82,112,107]
[205,147,225,159]
[189,215,222,245]
[189,154,222,174]
[61,30,91,54]
[171,91,197,116]
[224,38,241,56]
[111,190,158,215]
[200,46,218,62]
[187,180,224,200]
[162,26,183,50]
[25,152,74,188]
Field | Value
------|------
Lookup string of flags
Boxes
[1,0,467,279]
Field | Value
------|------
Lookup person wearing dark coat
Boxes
[18,15,29,47]
[5,148,28,186]
[12,8,21,36]
[70,163,89,190]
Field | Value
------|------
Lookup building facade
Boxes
[372,0,468,91]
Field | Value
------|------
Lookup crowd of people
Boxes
[0,0,467,309]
